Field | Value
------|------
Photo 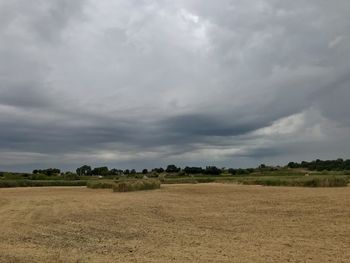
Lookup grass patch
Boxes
[0,180,87,188]
[161,177,215,184]
[113,179,161,192]
[238,176,349,187]
[195,177,216,183]
[86,180,117,189]
[161,177,198,184]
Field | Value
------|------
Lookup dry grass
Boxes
[0,184,350,262]
[0,180,86,188]
[86,180,117,189]
[239,175,349,187]
[114,179,161,192]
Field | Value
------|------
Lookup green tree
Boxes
[76,165,92,176]
[91,167,109,176]
[166,164,180,173]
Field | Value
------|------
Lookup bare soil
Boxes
[0,184,349,262]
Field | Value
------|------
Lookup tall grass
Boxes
[113,179,161,192]
[239,176,349,187]
[0,180,87,188]
[86,180,117,189]
[161,177,198,184]
[195,177,216,183]
[0,172,79,180]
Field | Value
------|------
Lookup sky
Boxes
[1,0,350,172]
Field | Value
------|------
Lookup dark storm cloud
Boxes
[0,112,137,152]
[312,73,350,125]
[235,147,286,159]
[160,113,269,137]
[1,0,350,171]
[0,84,53,108]
[162,114,254,136]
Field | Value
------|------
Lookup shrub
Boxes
[113,179,161,192]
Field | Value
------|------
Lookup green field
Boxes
[1,168,349,189]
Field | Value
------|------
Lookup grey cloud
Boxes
[160,114,268,137]
[1,0,350,171]
[0,83,53,108]
[0,0,86,43]
[312,74,350,125]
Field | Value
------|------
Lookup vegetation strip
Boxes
[0,180,86,188]
[114,179,161,192]
[1,159,350,188]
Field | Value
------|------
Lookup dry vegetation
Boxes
[0,184,350,262]
[114,179,160,192]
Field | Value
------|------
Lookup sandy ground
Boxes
[0,184,349,263]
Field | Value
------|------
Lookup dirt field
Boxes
[0,184,349,263]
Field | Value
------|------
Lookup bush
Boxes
[113,179,161,192]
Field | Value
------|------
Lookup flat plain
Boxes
[0,184,349,263]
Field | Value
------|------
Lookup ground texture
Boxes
[0,184,349,262]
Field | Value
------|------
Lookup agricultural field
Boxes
[1,184,350,262]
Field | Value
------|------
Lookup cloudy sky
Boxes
[1,0,350,172]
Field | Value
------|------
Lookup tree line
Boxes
[30,158,350,177]
[287,159,350,171]
[32,168,61,176]
[75,164,182,176]
[31,164,270,177]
